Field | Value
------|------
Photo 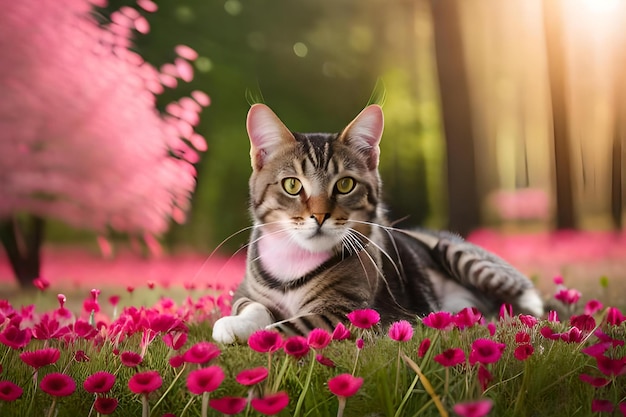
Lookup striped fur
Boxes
[211,104,543,344]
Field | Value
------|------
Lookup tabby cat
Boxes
[211,104,543,344]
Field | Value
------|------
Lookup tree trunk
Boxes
[0,215,45,288]
[429,0,480,237]
[542,0,577,229]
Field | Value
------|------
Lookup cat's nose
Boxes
[311,213,330,226]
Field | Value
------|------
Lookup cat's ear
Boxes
[247,104,295,170]
[339,104,384,169]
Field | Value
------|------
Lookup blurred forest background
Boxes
[2,0,626,287]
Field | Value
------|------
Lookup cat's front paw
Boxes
[212,316,265,344]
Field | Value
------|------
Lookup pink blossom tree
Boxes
[0,0,209,286]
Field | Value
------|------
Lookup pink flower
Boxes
[515,332,530,344]
[584,299,603,316]
[456,307,483,329]
[579,374,610,388]
[327,374,363,398]
[347,309,380,329]
[560,327,584,343]
[453,399,493,417]
[499,304,513,320]
[109,295,120,307]
[547,310,560,322]
[513,344,534,361]
[422,311,455,330]
[186,366,225,394]
[591,399,614,413]
[250,391,290,415]
[388,320,413,342]
[0,325,31,349]
[84,371,116,394]
[554,288,581,305]
[209,397,248,415]
[595,355,626,377]
[162,331,188,351]
[40,373,76,397]
[540,326,559,341]
[332,322,351,340]
[283,336,310,359]
[570,315,596,332]
[434,348,466,367]
[120,351,143,367]
[487,323,496,337]
[469,339,506,365]
[33,277,50,291]
[356,338,365,349]
[94,397,119,414]
[169,354,185,368]
[128,371,163,394]
[248,330,283,353]
[19,348,60,370]
[183,341,221,364]
[553,275,564,285]
[581,342,612,358]
[236,367,269,386]
[477,365,492,392]
[418,338,431,358]
[0,381,23,401]
[606,307,625,326]
[518,315,538,328]
[315,354,336,368]
[307,328,332,349]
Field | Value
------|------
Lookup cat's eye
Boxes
[282,177,303,195]
[335,177,355,194]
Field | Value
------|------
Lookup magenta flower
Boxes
[236,367,269,386]
[422,311,455,330]
[579,374,610,388]
[469,339,506,365]
[554,288,581,305]
[209,397,248,415]
[248,330,283,353]
[477,365,493,392]
[162,331,188,351]
[540,326,559,341]
[347,309,380,329]
[570,314,596,332]
[128,371,163,394]
[307,328,332,349]
[455,307,483,329]
[513,344,534,361]
[518,314,538,328]
[499,303,513,320]
[595,355,626,377]
[434,348,466,367]
[120,351,143,367]
[606,307,625,326]
[33,277,50,291]
[418,338,431,358]
[94,397,119,414]
[0,325,32,349]
[584,299,603,316]
[84,371,116,394]
[328,374,364,398]
[169,354,185,368]
[332,322,351,340]
[591,399,614,413]
[581,342,612,358]
[284,336,310,359]
[19,348,60,370]
[487,323,496,337]
[183,341,221,364]
[356,338,365,349]
[315,354,336,368]
[515,332,530,344]
[186,366,225,395]
[250,391,290,415]
[547,310,560,322]
[453,399,493,417]
[388,320,413,342]
[0,381,23,401]
[40,373,76,397]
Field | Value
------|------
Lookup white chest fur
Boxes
[256,231,332,282]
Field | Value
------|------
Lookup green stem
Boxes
[151,364,187,413]
[293,354,316,417]
[512,360,531,417]
[46,397,57,417]
[394,345,401,401]
[201,392,209,417]
[336,397,347,417]
[272,356,291,393]
[394,373,420,417]
[141,394,150,417]
[179,395,196,417]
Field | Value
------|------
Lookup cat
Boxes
[211,103,544,344]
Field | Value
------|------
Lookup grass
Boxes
[0,283,625,417]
